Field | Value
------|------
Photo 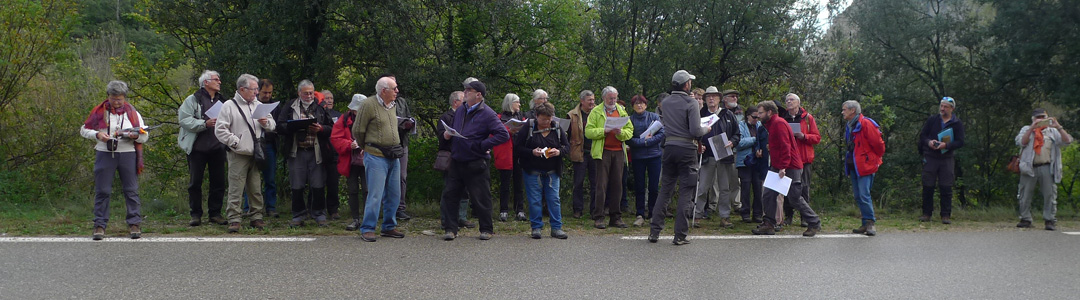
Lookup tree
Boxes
[0,0,77,110]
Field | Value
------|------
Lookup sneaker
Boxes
[380,229,405,238]
[865,221,877,236]
[499,212,508,222]
[918,215,931,222]
[741,215,753,223]
[227,222,241,233]
[189,217,202,227]
[1045,220,1057,231]
[92,226,105,240]
[531,228,542,239]
[128,224,141,239]
[396,211,412,221]
[648,231,659,243]
[345,219,361,231]
[456,219,474,229]
[633,215,645,227]
[443,231,457,241]
[719,218,734,229]
[594,219,607,229]
[250,220,266,230]
[610,218,629,229]
[551,229,568,239]
[941,216,952,224]
[752,224,776,235]
[360,232,377,242]
[672,235,691,245]
[1016,220,1033,228]
[209,216,228,225]
[802,225,820,237]
[516,212,527,221]
[478,232,493,240]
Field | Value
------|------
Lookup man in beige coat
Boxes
[215,74,275,232]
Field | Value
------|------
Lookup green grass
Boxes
[1,198,1076,238]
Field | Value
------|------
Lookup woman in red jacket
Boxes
[494,93,526,221]
[330,94,368,231]
[842,100,885,236]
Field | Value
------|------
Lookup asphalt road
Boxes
[1,231,1078,299]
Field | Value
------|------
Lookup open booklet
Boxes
[700,114,719,128]
[708,132,734,160]
[505,118,529,132]
[639,120,662,139]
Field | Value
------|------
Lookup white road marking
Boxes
[621,234,868,240]
[1063,232,1080,236]
[0,237,316,243]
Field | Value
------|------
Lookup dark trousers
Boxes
[632,156,661,217]
[288,149,326,220]
[593,150,626,221]
[397,145,409,213]
[93,151,142,228]
[620,168,630,212]
[922,155,955,217]
[650,146,698,237]
[440,159,494,234]
[310,155,340,215]
[346,164,367,219]
[762,168,819,227]
[187,148,226,218]
[783,163,812,219]
[572,157,597,214]
[738,166,763,218]
[498,168,524,213]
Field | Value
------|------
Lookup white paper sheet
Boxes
[204,101,223,119]
[604,116,630,130]
[440,120,467,139]
[250,102,279,119]
[700,114,719,128]
[708,133,733,160]
[640,120,663,139]
[505,118,528,131]
[763,171,792,196]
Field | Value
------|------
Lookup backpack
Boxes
[527,118,562,142]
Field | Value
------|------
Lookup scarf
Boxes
[1032,126,1047,155]
[83,100,145,174]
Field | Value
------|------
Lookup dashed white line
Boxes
[0,237,316,243]
[1063,232,1080,236]
[621,234,869,240]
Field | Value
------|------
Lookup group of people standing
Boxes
[80,69,1072,241]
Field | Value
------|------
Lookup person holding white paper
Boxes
[214,74,275,232]
[177,70,228,227]
[917,97,965,224]
[751,101,820,236]
[694,86,740,229]
[626,95,664,226]
[584,86,634,229]
[780,93,821,228]
[648,70,709,245]
[494,93,526,222]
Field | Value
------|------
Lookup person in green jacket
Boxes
[584,86,634,229]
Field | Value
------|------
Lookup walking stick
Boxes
[689,146,703,234]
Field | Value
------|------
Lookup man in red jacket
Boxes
[842,100,885,236]
[751,101,820,236]
[781,93,821,227]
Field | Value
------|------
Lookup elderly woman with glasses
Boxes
[80,80,149,240]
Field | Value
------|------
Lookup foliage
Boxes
[0,0,78,110]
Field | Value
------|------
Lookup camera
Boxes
[106,138,119,152]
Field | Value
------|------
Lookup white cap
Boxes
[672,70,696,84]
[348,94,367,111]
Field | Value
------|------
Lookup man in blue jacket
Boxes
[918,97,965,224]
[439,79,510,241]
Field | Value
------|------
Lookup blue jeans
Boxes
[243,142,277,212]
[361,152,401,233]
[850,170,875,224]
[523,170,562,230]
[632,155,661,217]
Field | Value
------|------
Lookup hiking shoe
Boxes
[610,218,629,229]
[227,222,241,233]
[633,215,645,227]
[799,220,809,228]
[209,216,228,225]
[380,229,405,238]
[345,219,361,231]
[648,231,659,243]
[918,215,931,222]
[853,223,868,234]
[531,228,542,239]
[516,212,527,221]
[741,215,753,223]
[288,219,304,228]
[189,217,202,227]
[941,216,952,224]
[672,235,691,245]
[1016,220,1033,228]
[1045,220,1057,231]
[478,232,493,240]
[594,219,607,229]
[360,232,377,242]
[92,226,105,241]
[783,216,793,226]
[803,225,820,237]
[250,219,266,230]
[865,220,877,236]
[499,212,508,222]
[551,229,568,239]
[443,232,457,241]
[719,218,734,229]
[459,219,476,229]
[316,218,330,228]
[128,225,141,239]
[396,211,411,221]
[752,224,776,235]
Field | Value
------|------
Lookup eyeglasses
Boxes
[208,78,221,82]
[941,97,955,106]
